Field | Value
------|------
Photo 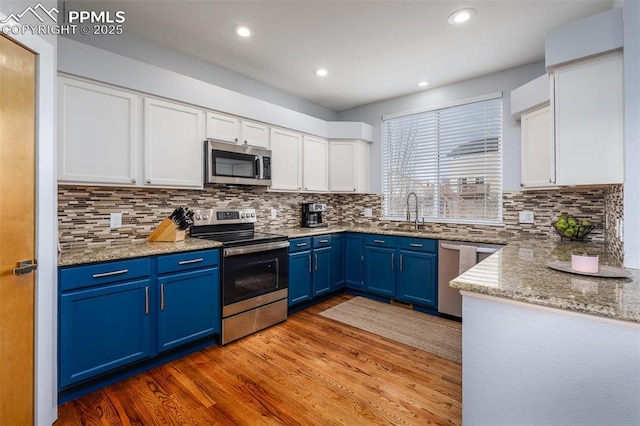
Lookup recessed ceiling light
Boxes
[448,8,476,25]
[315,68,328,77]
[233,25,251,38]
[418,81,430,87]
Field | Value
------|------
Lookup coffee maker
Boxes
[301,202,327,228]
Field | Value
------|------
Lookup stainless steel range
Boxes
[190,208,289,344]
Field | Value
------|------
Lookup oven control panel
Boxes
[192,208,257,226]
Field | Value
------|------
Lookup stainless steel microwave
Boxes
[205,140,272,186]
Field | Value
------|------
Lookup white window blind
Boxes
[382,96,502,224]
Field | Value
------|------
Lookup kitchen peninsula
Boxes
[451,240,640,425]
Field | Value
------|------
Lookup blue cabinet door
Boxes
[397,250,437,307]
[332,234,345,289]
[157,267,220,352]
[364,246,395,297]
[59,279,152,388]
[288,250,312,306]
[345,233,363,289]
[312,247,332,296]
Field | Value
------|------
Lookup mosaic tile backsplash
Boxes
[58,184,623,262]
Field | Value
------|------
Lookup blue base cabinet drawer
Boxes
[398,237,437,253]
[59,279,152,388]
[156,249,219,275]
[364,234,397,248]
[59,258,151,291]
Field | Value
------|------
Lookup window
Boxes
[382,94,502,224]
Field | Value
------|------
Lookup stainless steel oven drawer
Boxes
[221,297,287,345]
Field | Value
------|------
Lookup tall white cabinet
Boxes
[329,139,370,193]
[302,136,329,192]
[520,105,554,189]
[58,77,138,185]
[553,52,623,185]
[270,128,303,191]
[143,98,203,188]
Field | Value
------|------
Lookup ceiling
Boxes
[66,0,614,112]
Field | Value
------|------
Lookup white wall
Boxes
[624,0,640,268]
[462,293,640,425]
[62,32,338,122]
[0,2,58,424]
[336,61,546,193]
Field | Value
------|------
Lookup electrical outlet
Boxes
[518,211,534,224]
[617,218,624,241]
[110,212,122,229]
[270,209,277,220]
[364,208,373,217]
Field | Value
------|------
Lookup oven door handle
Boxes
[223,240,290,257]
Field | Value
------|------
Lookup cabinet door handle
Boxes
[145,286,149,315]
[92,269,128,279]
[409,243,423,248]
[308,255,312,273]
[315,253,318,271]
[391,253,394,271]
[319,239,329,243]
[160,284,165,311]
[296,242,307,247]
[400,254,403,272]
[178,258,204,265]
[374,239,385,244]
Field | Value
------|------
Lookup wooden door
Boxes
[0,35,36,425]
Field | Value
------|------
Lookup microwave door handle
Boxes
[255,157,261,179]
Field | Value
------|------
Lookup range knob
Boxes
[251,213,255,218]
[202,214,209,220]
[241,213,245,218]
[195,215,202,220]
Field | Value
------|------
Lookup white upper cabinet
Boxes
[58,76,138,185]
[205,111,240,143]
[143,98,204,188]
[302,135,329,192]
[205,111,269,149]
[270,127,303,191]
[329,139,370,193]
[553,52,623,185]
[520,105,555,189]
[240,120,269,149]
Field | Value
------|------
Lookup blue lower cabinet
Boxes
[332,234,345,289]
[364,246,396,297]
[288,250,312,305]
[59,279,152,388]
[58,249,221,392]
[157,267,219,352]
[397,250,437,308]
[312,247,332,296]
[345,233,363,289]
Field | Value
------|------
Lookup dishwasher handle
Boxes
[440,243,500,255]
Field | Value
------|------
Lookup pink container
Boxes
[571,254,599,274]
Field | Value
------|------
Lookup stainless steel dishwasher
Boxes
[438,240,503,318]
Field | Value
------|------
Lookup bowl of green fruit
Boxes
[552,215,595,241]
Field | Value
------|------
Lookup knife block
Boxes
[148,218,186,242]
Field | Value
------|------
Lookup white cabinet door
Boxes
[144,98,204,188]
[329,139,370,193]
[520,105,555,189]
[554,52,623,185]
[205,111,239,144]
[270,128,303,190]
[302,135,328,192]
[240,120,269,149]
[58,77,138,185]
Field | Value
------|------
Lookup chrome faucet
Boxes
[406,192,420,230]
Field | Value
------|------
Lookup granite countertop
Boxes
[451,239,640,323]
[58,239,222,267]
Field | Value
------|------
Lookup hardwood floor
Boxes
[55,294,462,425]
